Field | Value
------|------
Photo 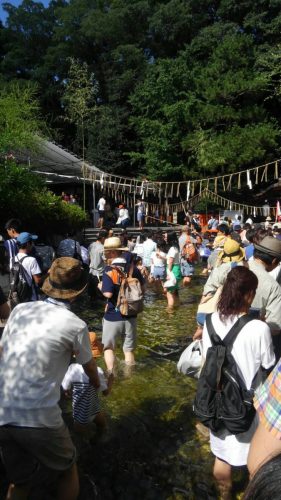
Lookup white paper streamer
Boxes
[247,170,252,190]
[186,181,190,201]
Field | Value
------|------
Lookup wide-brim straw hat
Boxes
[213,235,227,249]
[254,236,281,258]
[42,257,88,300]
[218,239,245,263]
[104,236,128,251]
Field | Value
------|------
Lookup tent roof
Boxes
[15,140,102,184]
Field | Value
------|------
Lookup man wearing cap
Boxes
[196,236,281,339]
[101,237,145,372]
[0,257,100,499]
[14,232,42,300]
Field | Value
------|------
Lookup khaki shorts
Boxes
[102,317,137,352]
[0,423,76,485]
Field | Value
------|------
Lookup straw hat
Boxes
[104,236,128,251]
[254,236,281,258]
[213,234,227,249]
[218,239,245,263]
[42,257,88,300]
[89,332,103,358]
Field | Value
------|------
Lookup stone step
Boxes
[83,226,181,244]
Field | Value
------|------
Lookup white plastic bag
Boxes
[177,340,203,379]
[163,270,177,288]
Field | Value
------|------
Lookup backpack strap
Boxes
[205,314,222,345]
[205,314,226,387]
[222,315,253,347]
[206,313,253,348]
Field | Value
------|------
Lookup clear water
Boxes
[73,275,222,499]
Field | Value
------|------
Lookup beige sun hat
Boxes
[254,236,281,258]
[104,236,128,251]
[218,239,245,263]
[42,257,88,300]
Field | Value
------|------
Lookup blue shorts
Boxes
[137,213,145,222]
[152,266,166,280]
[180,259,194,277]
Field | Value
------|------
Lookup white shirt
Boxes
[0,301,92,428]
[62,364,107,393]
[137,202,145,214]
[142,239,157,267]
[117,208,129,224]
[151,250,166,267]
[97,197,106,211]
[15,253,41,301]
[167,246,180,265]
[133,243,144,258]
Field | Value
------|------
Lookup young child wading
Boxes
[62,332,113,434]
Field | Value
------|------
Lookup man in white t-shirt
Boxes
[142,231,157,269]
[97,195,106,228]
[15,232,42,300]
[0,257,100,500]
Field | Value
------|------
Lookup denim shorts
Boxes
[152,266,166,280]
[180,259,194,277]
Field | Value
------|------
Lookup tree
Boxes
[0,80,43,153]
[62,57,98,209]
[0,80,87,234]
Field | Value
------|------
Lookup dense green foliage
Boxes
[1,0,281,180]
[0,81,87,234]
[0,160,87,235]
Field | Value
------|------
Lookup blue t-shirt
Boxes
[245,244,254,260]
[102,263,144,322]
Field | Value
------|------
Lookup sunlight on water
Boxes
[73,274,248,499]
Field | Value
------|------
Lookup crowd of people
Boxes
[0,213,281,498]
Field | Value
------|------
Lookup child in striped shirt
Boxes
[62,332,113,433]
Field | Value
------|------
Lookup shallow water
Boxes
[72,274,221,500]
[0,272,247,499]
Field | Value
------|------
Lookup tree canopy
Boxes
[1,0,281,181]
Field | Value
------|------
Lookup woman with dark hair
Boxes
[164,231,182,308]
[202,266,275,500]
[244,453,281,500]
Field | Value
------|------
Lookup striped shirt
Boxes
[62,363,107,425]
[254,359,281,439]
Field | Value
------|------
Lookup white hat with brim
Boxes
[104,237,128,251]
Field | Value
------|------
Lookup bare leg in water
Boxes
[213,458,232,500]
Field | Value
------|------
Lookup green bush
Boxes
[0,160,87,237]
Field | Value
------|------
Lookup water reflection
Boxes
[71,275,222,499]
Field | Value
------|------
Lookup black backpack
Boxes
[34,244,54,273]
[9,256,33,307]
[193,314,256,434]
